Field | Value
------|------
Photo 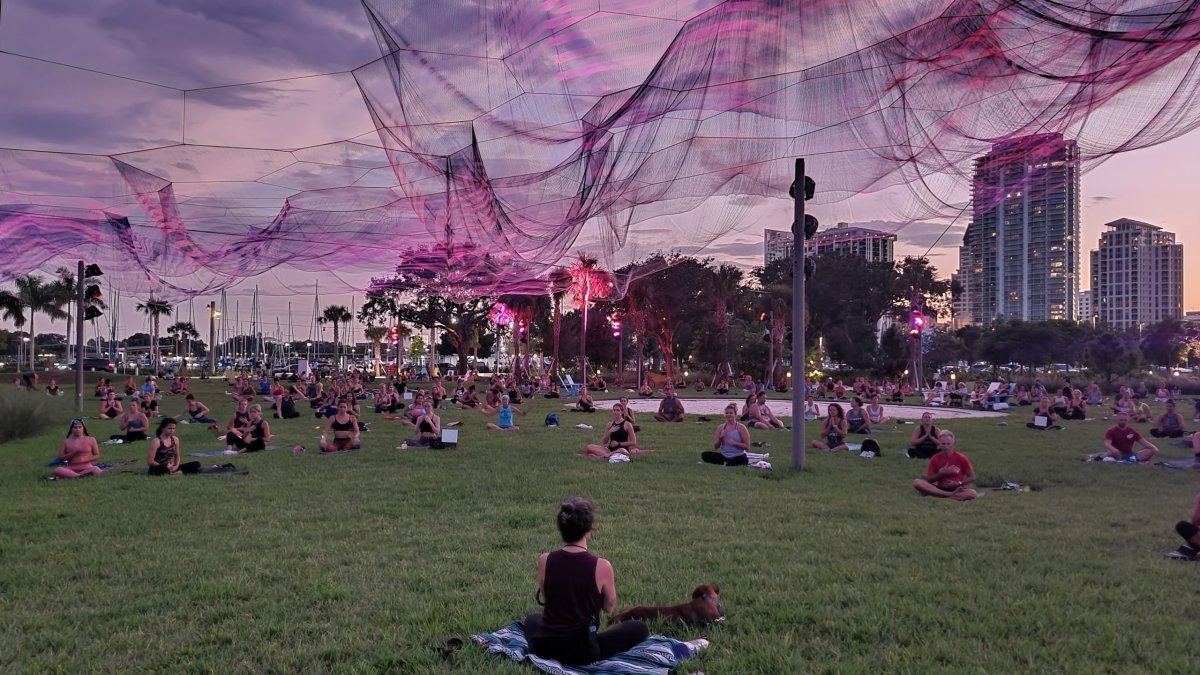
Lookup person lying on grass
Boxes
[912,430,977,500]
[524,497,650,666]
[700,404,750,466]
[227,404,271,453]
[53,419,103,479]
[321,400,361,452]
[581,404,649,458]
[811,402,849,451]
[486,394,525,431]
[1103,411,1158,463]
[1150,400,1188,438]
[653,386,685,422]
[147,418,201,475]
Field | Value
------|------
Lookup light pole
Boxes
[790,158,807,470]
[208,302,220,374]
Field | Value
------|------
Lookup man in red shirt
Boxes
[912,430,977,501]
[1103,412,1158,463]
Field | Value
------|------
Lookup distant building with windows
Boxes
[1076,289,1093,323]
[1090,218,1183,330]
[763,228,793,267]
[805,222,896,263]
[764,222,896,267]
[958,133,1080,325]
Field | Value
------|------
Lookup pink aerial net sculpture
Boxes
[2,0,1200,298]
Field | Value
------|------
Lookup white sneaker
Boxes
[574,423,593,430]
[684,637,710,656]
[223,449,238,455]
[102,438,124,445]
[753,460,772,470]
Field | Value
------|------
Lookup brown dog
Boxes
[608,584,723,625]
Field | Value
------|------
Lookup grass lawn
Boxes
[3,377,1200,673]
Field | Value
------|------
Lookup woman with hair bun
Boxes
[523,497,649,665]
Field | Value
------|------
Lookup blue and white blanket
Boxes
[471,620,691,675]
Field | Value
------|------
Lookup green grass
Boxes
[3,378,1200,673]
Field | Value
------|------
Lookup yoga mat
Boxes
[190,445,276,457]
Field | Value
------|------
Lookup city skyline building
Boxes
[958,133,1081,325]
[1090,218,1184,330]
[763,222,896,267]
[1076,289,1093,323]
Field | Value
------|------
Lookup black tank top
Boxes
[418,418,434,434]
[153,437,176,465]
[538,550,602,638]
[330,416,354,432]
[234,410,250,428]
[247,420,265,439]
[608,422,629,445]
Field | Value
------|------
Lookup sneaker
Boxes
[684,637,710,656]
[753,460,772,470]
[1166,547,1198,560]
[223,449,238,455]
[102,438,124,445]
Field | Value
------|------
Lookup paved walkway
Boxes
[621,397,1006,420]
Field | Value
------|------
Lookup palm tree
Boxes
[710,264,743,382]
[363,325,388,377]
[166,321,200,372]
[566,255,613,382]
[136,298,174,372]
[15,275,68,371]
[319,305,352,371]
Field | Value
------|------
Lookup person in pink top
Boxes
[912,430,977,500]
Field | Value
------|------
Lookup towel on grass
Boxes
[471,620,690,675]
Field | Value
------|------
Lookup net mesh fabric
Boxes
[2,0,1200,297]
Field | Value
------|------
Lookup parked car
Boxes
[68,356,116,372]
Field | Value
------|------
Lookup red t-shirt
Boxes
[925,451,973,489]
[1104,425,1143,455]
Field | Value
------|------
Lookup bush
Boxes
[0,390,54,444]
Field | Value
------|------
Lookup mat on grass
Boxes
[1156,458,1200,470]
[1165,545,1200,561]
[190,445,276,457]
[980,480,1031,492]
[200,463,248,475]
[471,620,691,675]
[42,459,138,480]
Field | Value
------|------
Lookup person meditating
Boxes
[568,388,596,413]
[700,404,750,466]
[111,401,150,443]
[865,395,888,427]
[320,401,361,452]
[1026,396,1062,430]
[1151,400,1188,438]
[811,403,849,451]
[487,394,525,431]
[752,391,786,429]
[653,386,685,422]
[1169,493,1200,560]
[906,412,941,459]
[912,430,977,500]
[52,419,103,479]
[846,397,871,434]
[147,418,201,475]
[98,392,123,420]
[581,404,646,458]
[404,406,442,447]
[523,497,650,666]
[1130,395,1152,424]
[227,404,271,453]
[1103,411,1158,463]
[180,393,218,426]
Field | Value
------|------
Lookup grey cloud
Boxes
[1089,195,1114,204]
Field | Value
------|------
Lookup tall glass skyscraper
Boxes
[958,133,1080,325]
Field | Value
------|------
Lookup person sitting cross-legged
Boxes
[912,430,977,501]
[653,386,685,422]
[487,394,525,431]
[52,419,103,479]
[1151,400,1189,438]
[811,403,849,451]
[700,404,750,466]
[581,404,647,458]
[1026,396,1062,430]
[1103,411,1158,463]
[1170,493,1200,560]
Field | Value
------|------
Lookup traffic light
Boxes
[82,267,104,321]
[610,315,621,340]
[791,177,818,280]
[908,309,926,337]
[388,325,400,345]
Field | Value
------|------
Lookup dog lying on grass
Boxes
[608,584,724,625]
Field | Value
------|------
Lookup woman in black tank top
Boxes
[524,497,648,665]
[581,404,648,458]
[146,418,201,475]
[228,405,272,453]
[321,401,360,452]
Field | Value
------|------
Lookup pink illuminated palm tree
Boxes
[566,255,613,382]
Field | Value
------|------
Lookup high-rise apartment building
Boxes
[1090,218,1183,330]
[763,228,793,267]
[958,133,1080,325]
[805,222,896,262]
[762,222,896,268]
[1076,289,1093,323]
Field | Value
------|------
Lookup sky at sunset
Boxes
[1,0,1197,343]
